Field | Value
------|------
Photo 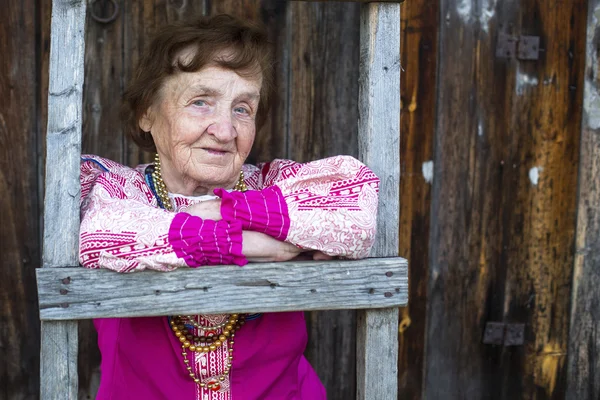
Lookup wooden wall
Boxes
[0,0,595,399]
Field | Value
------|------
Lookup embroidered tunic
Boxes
[80,154,379,400]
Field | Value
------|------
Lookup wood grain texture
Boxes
[288,1,361,162]
[358,3,401,259]
[82,0,126,162]
[43,0,87,268]
[41,1,87,398]
[37,258,408,320]
[426,0,585,398]
[356,308,400,400]
[40,321,78,400]
[397,0,438,397]
[356,4,401,400]
[0,0,42,398]
[567,1,600,398]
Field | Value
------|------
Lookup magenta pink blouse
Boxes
[80,155,379,400]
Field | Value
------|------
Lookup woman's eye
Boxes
[192,99,207,107]
[234,106,249,115]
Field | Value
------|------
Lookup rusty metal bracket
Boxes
[504,323,525,346]
[496,34,540,61]
[482,322,506,345]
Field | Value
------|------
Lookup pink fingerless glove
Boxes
[168,212,247,267]
[214,186,290,241]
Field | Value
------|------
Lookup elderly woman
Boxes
[80,14,379,400]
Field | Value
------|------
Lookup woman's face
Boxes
[140,65,262,196]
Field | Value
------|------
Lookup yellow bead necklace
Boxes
[151,153,248,389]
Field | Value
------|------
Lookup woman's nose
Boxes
[206,115,237,141]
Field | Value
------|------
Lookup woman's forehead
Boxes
[162,66,262,99]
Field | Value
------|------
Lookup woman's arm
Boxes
[216,156,379,259]
[80,158,248,272]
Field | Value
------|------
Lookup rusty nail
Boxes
[61,277,71,284]
[60,289,68,295]
[60,303,69,308]
[368,288,375,294]
[384,292,393,298]
[385,271,393,277]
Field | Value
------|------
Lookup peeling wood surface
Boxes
[426,0,586,399]
[567,0,600,398]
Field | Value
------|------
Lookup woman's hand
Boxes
[242,231,304,262]
[185,199,222,221]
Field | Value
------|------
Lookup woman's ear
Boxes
[139,108,153,133]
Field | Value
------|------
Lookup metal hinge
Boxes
[482,322,526,346]
[495,34,541,60]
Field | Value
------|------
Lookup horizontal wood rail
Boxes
[37,257,408,320]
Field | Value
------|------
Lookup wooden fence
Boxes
[1,0,598,399]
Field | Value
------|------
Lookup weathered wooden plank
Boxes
[40,321,78,400]
[37,258,408,320]
[356,308,399,400]
[426,0,585,398]
[567,1,600,398]
[41,1,87,398]
[43,0,87,268]
[0,0,42,397]
[357,3,401,258]
[356,3,401,400]
[82,0,126,162]
[397,0,438,397]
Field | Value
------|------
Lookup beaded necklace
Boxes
[152,153,247,211]
[150,153,248,390]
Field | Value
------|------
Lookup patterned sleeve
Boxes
[79,157,245,272]
[217,156,379,259]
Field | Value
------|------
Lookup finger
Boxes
[312,251,334,261]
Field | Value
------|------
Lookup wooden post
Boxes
[567,1,600,398]
[40,0,87,398]
[356,3,401,400]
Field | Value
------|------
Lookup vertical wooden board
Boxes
[567,1,600,398]
[0,0,41,398]
[357,4,401,400]
[288,1,360,162]
[426,0,586,399]
[82,0,126,162]
[397,0,438,398]
[500,1,586,398]
[42,0,88,398]
[288,3,361,399]
[43,0,87,267]
[425,0,513,396]
[356,308,400,400]
[40,321,78,400]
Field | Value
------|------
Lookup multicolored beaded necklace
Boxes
[149,153,248,391]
